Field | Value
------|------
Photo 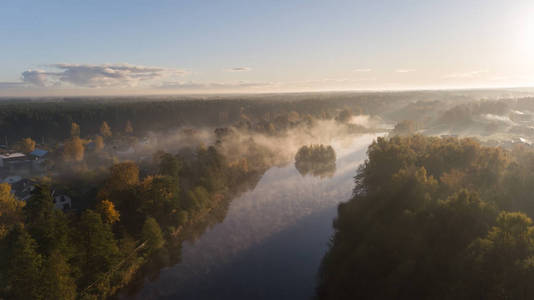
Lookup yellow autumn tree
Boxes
[70,122,80,137]
[94,135,104,152]
[96,199,120,224]
[0,183,24,237]
[125,120,133,134]
[100,121,112,138]
[62,137,85,162]
[16,137,36,153]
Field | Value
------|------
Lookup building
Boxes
[1,176,36,201]
[52,193,72,210]
[29,148,48,160]
[0,153,27,168]
[29,148,49,169]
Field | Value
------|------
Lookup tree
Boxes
[41,250,77,300]
[63,136,85,162]
[100,121,112,138]
[0,183,24,237]
[6,226,43,300]
[70,122,80,137]
[335,108,352,123]
[142,217,164,252]
[391,120,417,136]
[107,161,139,191]
[76,210,119,287]
[16,137,36,153]
[96,199,120,224]
[125,120,133,134]
[94,135,105,152]
[159,153,182,178]
[24,184,72,256]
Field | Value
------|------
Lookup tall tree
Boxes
[62,136,85,162]
[96,199,120,224]
[125,120,133,134]
[75,210,119,288]
[16,137,36,153]
[100,121,112,138]
[94,135,105,152]
[70,122,80,137]
[0,183,24,237]
[41,250,77,300]
[6,226,43,300]
[142,217,164,253]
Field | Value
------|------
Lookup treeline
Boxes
[0,92,437,142]
[318,135,534,299]
[0,139,271,299]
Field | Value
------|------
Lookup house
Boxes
[10,178,36,201]
[1,176,36,201]
[1,175,22,185]
[29,149,49,169]
[0,153,27,168]
[29,148,48,160]
[52,193,72,210]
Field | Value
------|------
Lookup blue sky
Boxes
[1,0,533,96]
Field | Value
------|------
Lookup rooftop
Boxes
[29,149,48,157]
[0,153,26,159]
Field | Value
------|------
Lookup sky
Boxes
[1,0,534,96]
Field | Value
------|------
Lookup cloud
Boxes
[12,63,187,88]
[46,63,185,88]
[443,70,488,79]
[395,69,416,73]
[21,70,48,86]
[227,67,251,72]
[353,68,372,72]
[158,80,270,90]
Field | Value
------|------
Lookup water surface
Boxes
[135,134,380,300]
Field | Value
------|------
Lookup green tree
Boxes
[159,153,182,178]
[41,250,77,300]
[142,217,164,253]
[24,184,72,256]
[6,226,43,300]
[75,210,119,288]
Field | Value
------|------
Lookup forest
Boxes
[3,91,534,299]
[0,138,274,299]
[317,135,534,299]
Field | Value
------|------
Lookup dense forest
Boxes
[1,90,524,143]
[0,133,275,299]
[317,135,534,299]
[4,91,534,299]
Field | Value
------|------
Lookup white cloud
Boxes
[395,69,416,73]
[12,63,187,88]
[157,80,270,90]
[353,68,372,72]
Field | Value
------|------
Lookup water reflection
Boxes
[133,134,381,300]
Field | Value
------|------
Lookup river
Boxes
[132,133,381,300]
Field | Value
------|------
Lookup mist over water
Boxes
[134,133,381,300]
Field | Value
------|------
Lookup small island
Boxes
[294,145,336,178]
